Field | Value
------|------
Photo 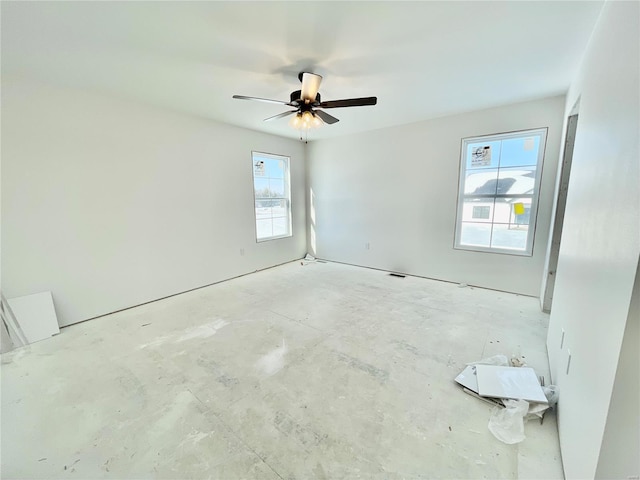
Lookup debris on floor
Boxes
[2,291,60,353]
[454,354,559,444]
[510,355,527,367]
[488,398,529,444]
[462,386,505,408]
[301,254,317,265]
[467,354,509,367]
[454,365,481,392]
[475,365,548,403]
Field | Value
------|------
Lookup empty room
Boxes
[1,1,638,479]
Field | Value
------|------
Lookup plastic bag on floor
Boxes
[526,402,549,421]
[543,385,559,406]
[488,399,529,444]
[467,354,509,367]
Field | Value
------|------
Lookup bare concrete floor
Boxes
[1,261,563,479]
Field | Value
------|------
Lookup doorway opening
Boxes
[542,113,579,312]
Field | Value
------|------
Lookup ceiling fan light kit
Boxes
[233,72,377,133]
[289,111,323,130]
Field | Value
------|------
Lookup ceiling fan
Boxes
[233,72,377,129]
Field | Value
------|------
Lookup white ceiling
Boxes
[1,1,603,141]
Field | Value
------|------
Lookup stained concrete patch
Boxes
[333,351,389,383]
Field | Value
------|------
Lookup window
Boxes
[454,128,547,255]
[472,206,491,219]
[252,152,292,241]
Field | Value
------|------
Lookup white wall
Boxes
[595,259,640,479]
[1,78,307,327]
[545,1,640,478]
[307,96,565,296]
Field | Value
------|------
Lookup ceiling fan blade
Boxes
[319,97,377,109]
[264,110,297,122]
[233,95,294,106]
[314,110,339,125]
[301,73,323,103]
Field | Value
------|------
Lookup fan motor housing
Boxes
[290,90,320,106]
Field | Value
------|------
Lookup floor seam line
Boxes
[266,309,325,333]
[186,387,285,479]
[210,408,286,480]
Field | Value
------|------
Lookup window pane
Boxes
[499,136,540,167]
[253,159,267,177]
[272,217,289,237]
[254,177,269,198]
[464,169,499,195]
[256,219,273,239]
[513,202,531,225]
[466,140,502,170]
[255,202,271,219]
[492,198,515,224]
[264,158,285,178]
[497,167,536,195]
[461,198,495,223]
[271,199,287,218]
[269,179,285,197]
[459,222,491,248]
[491,224,528,251]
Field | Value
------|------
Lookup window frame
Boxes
[251,151,292,242]
[454,128,548,256]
